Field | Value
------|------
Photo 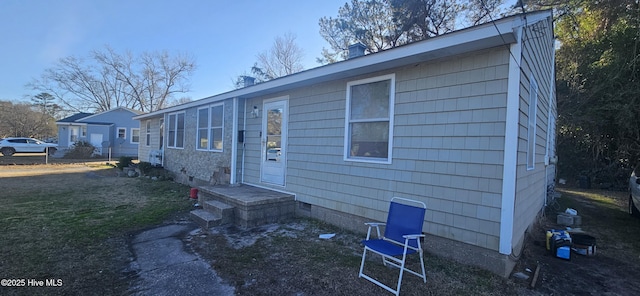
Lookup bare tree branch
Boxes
[28,46,195,112]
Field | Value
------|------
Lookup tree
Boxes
[523,0,640,186]
[0,100,56,139]
[256,32,304,80]
[318,0,504,63]
[234,33,305,88]
[31,92,64,119]
[463,0,505,26]
[28,46,196,113]
[318,0,408,63]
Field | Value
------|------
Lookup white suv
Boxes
[0,137,58,156]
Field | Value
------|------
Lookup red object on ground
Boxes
[190,188,198,199]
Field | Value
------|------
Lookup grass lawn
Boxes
[2,161,639,295]
[0,163,193,295]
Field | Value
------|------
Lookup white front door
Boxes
[260,99,288,186]
[90,134,103,155]
[69,126,79,145]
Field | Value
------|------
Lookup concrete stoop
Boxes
[190,209,226,229]
[203,200,235,223]
[190,199,236,229]
[190,184,295,229]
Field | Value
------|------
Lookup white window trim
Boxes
[145,120,151,147]
[527,76,538,170]
[130,128,140,144]
[343,73,395,164]
[69,126,79,144]
[117,127,126,140]
[167,112,185,149]
[195,103,224,152]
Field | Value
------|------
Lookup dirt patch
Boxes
[188,187,640,295]
[189,220,532,295]
[512,187,640,295]
[4,161,638,294]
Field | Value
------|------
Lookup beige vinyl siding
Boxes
[244,47,511,251]
[137,117,162,162]
[403,48,509,250]
[512,17,555,247]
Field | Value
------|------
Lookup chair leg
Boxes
[395,251,410,295]
[358,247,368,278]
[418,250,427,283]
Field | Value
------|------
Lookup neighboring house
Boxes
[56,107,143,157]
[134,11,556,277]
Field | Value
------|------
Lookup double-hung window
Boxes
[167,112,185,148]
[196,103,224,151]
[344,74,395,163]
[117,127,126,139]
[131,128,140,144]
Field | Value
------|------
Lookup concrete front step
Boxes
[190,209,225,229]
[203,200,235,224]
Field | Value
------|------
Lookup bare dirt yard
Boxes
[511,187,640,295]
[2,156,640,295]
[188,185,640,296]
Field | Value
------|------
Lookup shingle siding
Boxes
[511,17,555,249]
[241,47,511,251]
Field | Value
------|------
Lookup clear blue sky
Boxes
[0,0,347,103]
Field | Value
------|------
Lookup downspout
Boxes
[230,97,238,185]
[241,98,247,184]
[499,25,523,255]
[161,114,166,168]
[544,45,556,207]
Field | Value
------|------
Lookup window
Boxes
[344,74,395,163]
[196,104,224,151]
[167,112,185,148]
[131,128,140,144]
[145,121,151,146]
[117,128,126,139]
[70,127,79,143]
[197,108,208,150]
[527,76,538,170]
[81,126,87,137]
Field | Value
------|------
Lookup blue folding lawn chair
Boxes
[358,197,427,295]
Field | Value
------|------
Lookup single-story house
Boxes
[134,10,556,277]
[56,107,142,157]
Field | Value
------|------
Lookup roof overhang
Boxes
[134,11,550,121]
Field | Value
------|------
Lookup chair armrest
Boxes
[401,234,425,251]
[365,222,385,227]
[364,222,385,240]
[402,234,424,239]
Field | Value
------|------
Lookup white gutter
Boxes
[230,97,238,185]
[499,26,524,255]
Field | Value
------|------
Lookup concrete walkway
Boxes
[128,223,235,296]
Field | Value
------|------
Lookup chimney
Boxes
[243,76,255,87]
[348,43,367,59]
